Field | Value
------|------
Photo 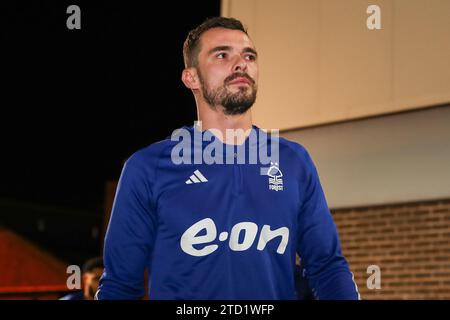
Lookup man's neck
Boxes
[197,104,253,145]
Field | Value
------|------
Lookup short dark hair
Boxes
[82,256,104,273]
[183,16,248,68]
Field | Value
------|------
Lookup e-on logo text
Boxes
[180,218,289,257]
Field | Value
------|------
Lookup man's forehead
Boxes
[200,28,255,51]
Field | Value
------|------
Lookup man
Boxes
[60,257,103,300]
[97,17,359,300]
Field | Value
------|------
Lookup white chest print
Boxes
[180,218,289,257]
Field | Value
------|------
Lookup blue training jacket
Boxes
[97,124,359,300]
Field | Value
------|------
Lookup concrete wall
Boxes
[281,105,450,209]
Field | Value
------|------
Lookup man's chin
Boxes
[228,88,254,99]
[222,101,254,115]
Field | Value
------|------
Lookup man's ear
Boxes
[181,68,200,90]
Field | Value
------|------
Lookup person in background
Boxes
[60,257,103,300]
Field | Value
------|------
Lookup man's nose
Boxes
[232,55,248,72]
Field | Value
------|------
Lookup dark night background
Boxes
[1,1,221,264]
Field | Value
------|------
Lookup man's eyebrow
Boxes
[243,47,258,56]
[207,46,258,57]
[207,46,232,56]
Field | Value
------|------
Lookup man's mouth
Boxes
[228,77,251,86]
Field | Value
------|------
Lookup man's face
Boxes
[196,28,259,115]
[83,267,103,300]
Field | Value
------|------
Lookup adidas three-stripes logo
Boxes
[185,170,208,184]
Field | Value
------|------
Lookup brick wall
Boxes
[332,199,450,299]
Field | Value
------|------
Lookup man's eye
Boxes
[217,53,227,59]
[246,54,256,61]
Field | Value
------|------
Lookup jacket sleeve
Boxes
[296,147,360,300]
[96,152,158,300]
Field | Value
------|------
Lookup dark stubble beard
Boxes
[198,70,258,115]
